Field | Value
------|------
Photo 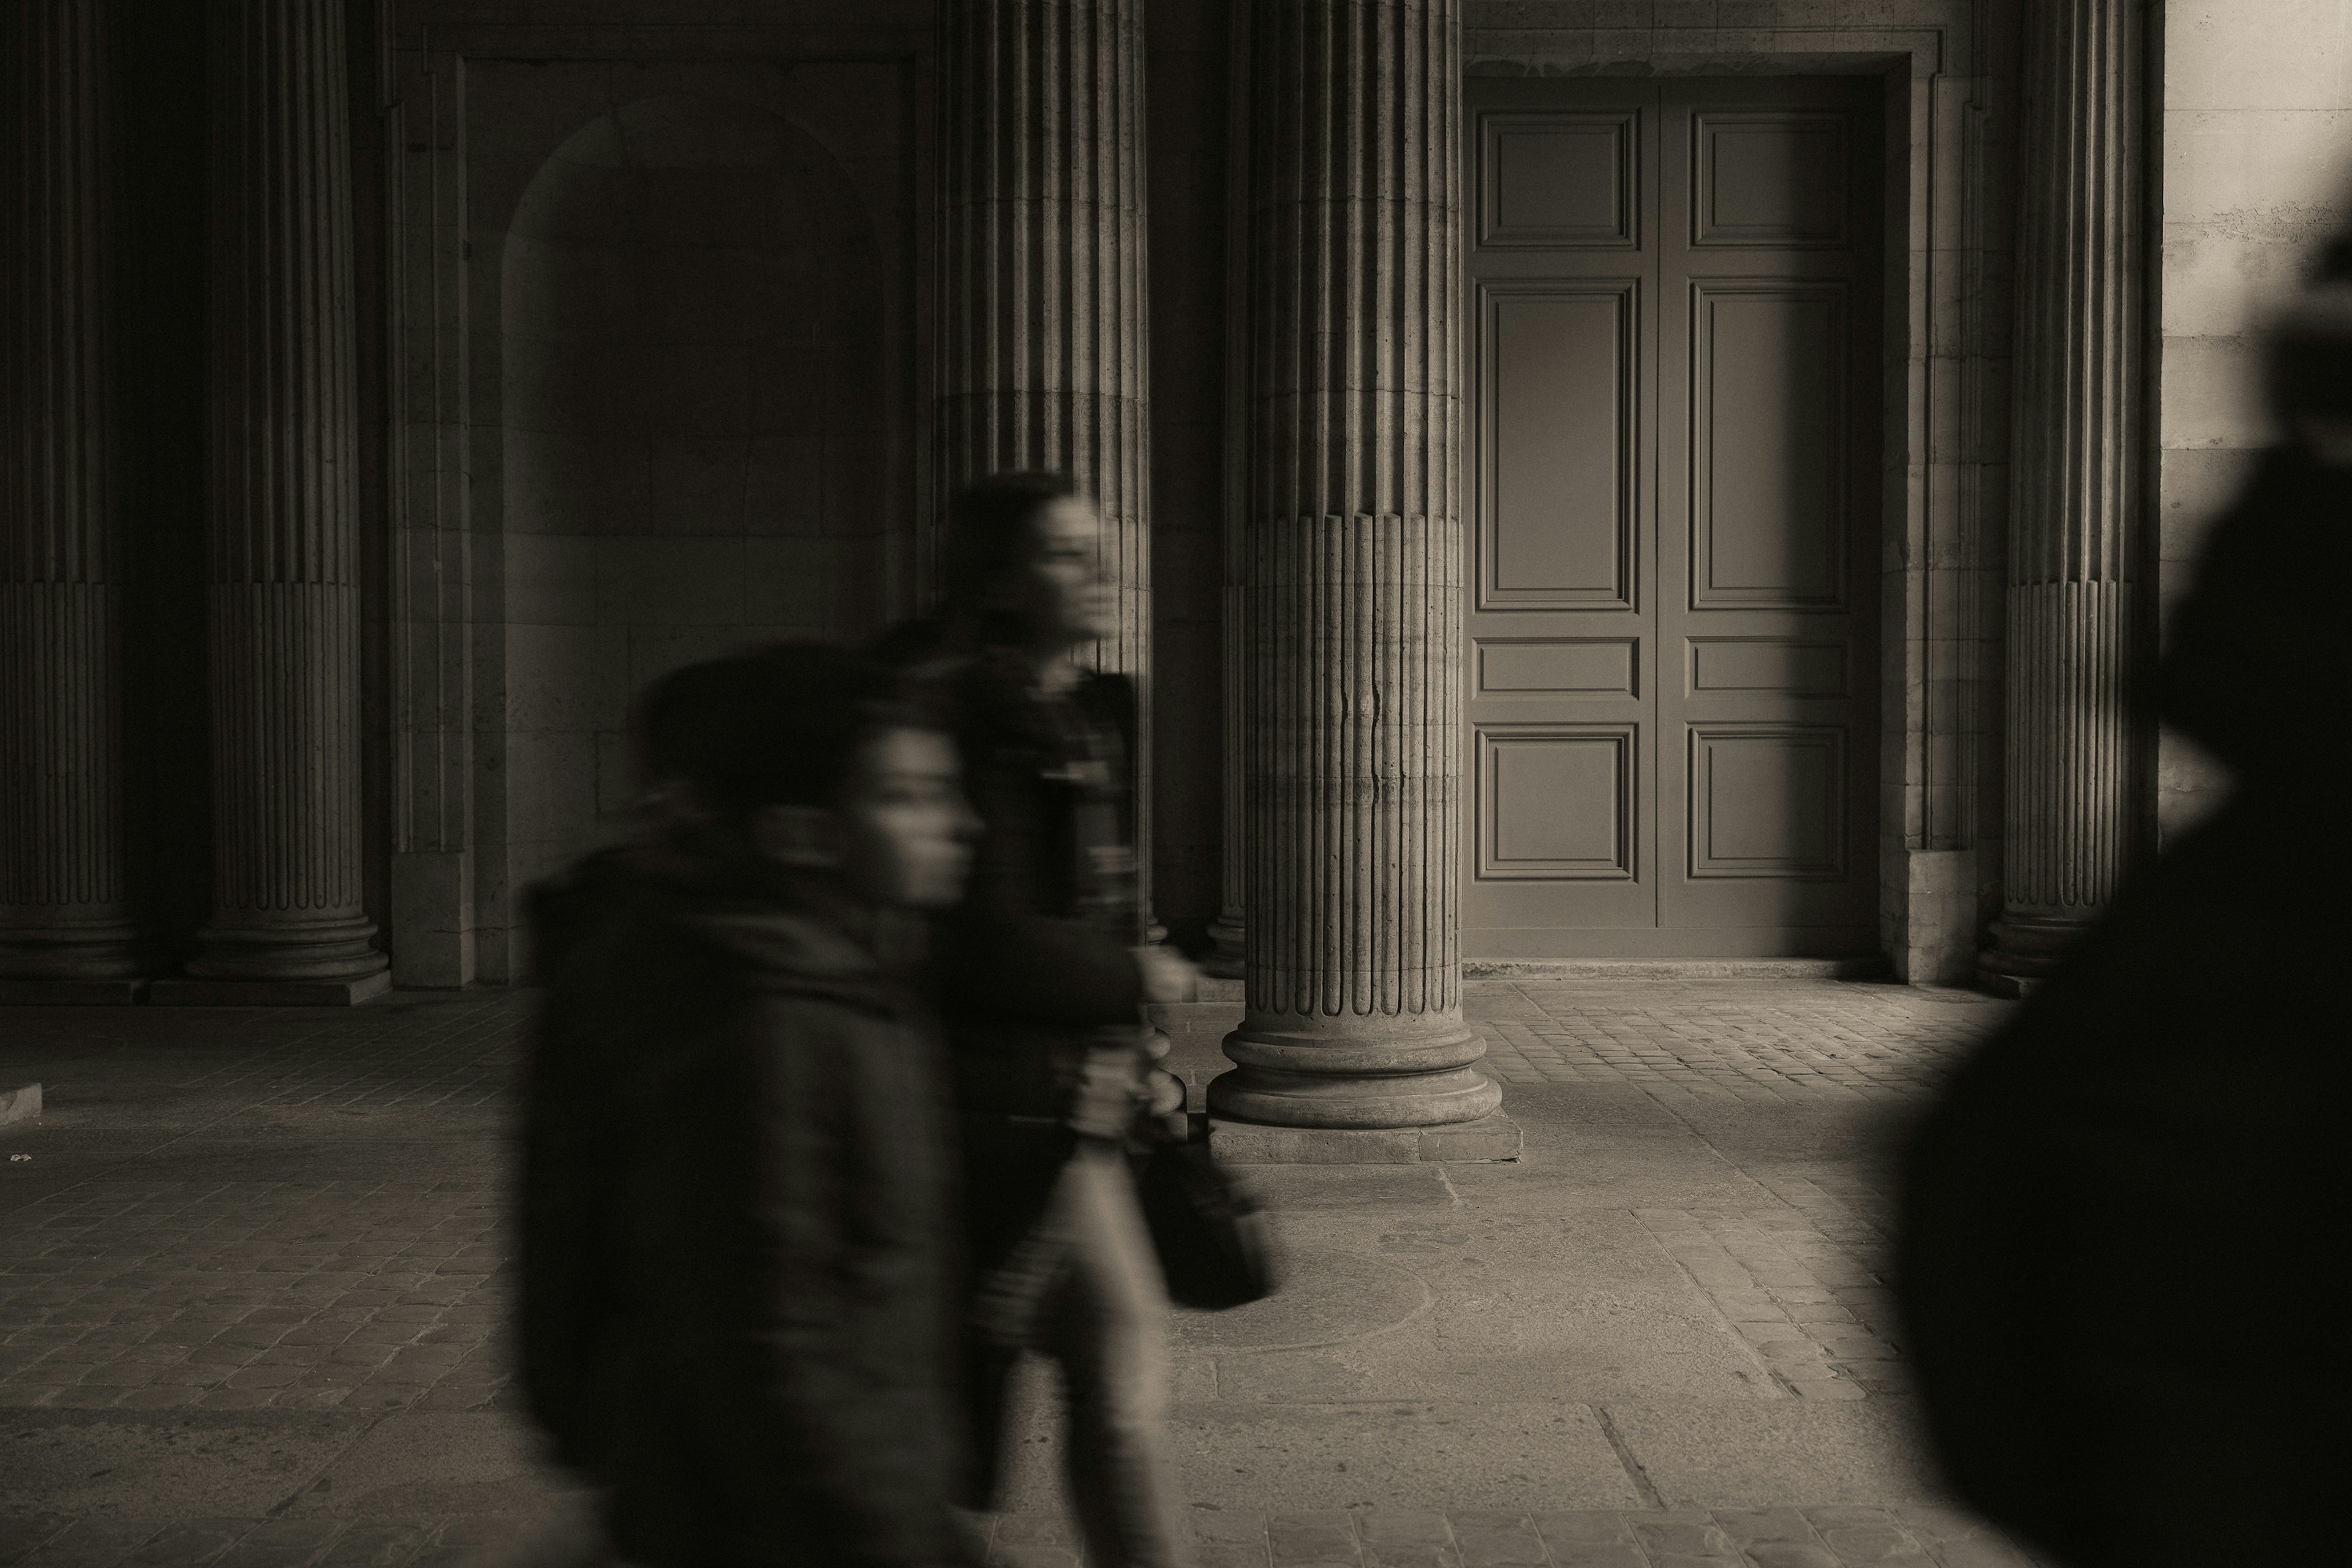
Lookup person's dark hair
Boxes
[631,642,923,822]
[940,470,1077,647]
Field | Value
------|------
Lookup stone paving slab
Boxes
[1152,982,2006,1106]
[0,982,2045,1567]
[0,1504,2048,1568]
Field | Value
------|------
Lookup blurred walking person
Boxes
[1896,245,2352,1566]
[881,472,1199,1568]
[517,643,981,1568]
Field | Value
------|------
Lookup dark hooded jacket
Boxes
[1895,446,2348,1566]
[518,843,970,1568]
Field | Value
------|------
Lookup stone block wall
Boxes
[2158,0,2352,839]
[491,89,895,960]
[387,24,925,984]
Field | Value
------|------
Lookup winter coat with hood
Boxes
[518,840,971,1568]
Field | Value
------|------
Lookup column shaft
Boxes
[937,0,1154,935]
[1208,0,1498,1129]
[183,0,386,993]
[0,0,142,987]
[1205,4,1253,979]
[1984,0,2147,982]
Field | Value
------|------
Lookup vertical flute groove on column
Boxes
[1209,0,1495,1131]
[1983,0,2146,982]
[937,0,1154,933]
[187,0,386,988]
[0,0,143,984]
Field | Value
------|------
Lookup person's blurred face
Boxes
[840,728,980,909]
[1014,497,1120,649]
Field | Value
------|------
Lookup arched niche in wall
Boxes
[494,92,891,905]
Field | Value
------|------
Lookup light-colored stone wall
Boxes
[2160,1,2352,837]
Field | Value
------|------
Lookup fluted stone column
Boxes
[1980,0,2148,989]
[1207,0,1501,1135]
[937,0,1155,938]
[158,0,387,1003]
[0,0,145,1001]
[1203,7,1254,981]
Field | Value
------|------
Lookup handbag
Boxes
[1134,1118,1275,1311]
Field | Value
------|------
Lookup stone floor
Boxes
[0,978,2046,1567]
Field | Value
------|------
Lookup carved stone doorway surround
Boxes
[1212,7,2015,993]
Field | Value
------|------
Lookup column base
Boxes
[149,972,392,1007]
[1977,971,2047,1001]
[0,979,149,1006]
[184,913,390,990]
[1212,1009,1500,1129]
[1978,909,2097,990]
[1208,1110,1521,1164]
[1202,914,1245,978]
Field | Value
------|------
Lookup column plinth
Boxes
[1207,0,1499,1133]
[170,0,386,1001]
[936,0,1156,939]
[1,0,145,999]
[1981,0,2147,988]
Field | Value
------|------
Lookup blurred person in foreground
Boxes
[1896,244,2352,1565]
[517,643,981,1568]
[880,473,1199,1568]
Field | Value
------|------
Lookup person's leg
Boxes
[1033,1144,1193,1568]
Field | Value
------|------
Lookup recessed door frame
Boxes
[1460,21,2002,980]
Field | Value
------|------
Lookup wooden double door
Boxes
[1462,77,1884,959]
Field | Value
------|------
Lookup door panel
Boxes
[1464,77,1881,959]
[1483,285,1637,606]
[1689,284,1849,606]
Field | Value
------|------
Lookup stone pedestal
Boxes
[936,0,1156,938]
[181,0,388,1001]
[1209,1112,1521,1166]
[1980,0,2149,986]
[0,0,145,996]
[1207,0,1499,1134]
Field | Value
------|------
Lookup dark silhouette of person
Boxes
[517,643,981,1568]
[1896,252,2352,1566]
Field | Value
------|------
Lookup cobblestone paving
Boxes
[0,1178,507,1412]
[982,1502,2037,1568]
[0,980,2035,1567]
[1468,982,2003,1101]
[1632,1208,1905,1402]
[0,1503,2041,1568]
[1,995,525,1416]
